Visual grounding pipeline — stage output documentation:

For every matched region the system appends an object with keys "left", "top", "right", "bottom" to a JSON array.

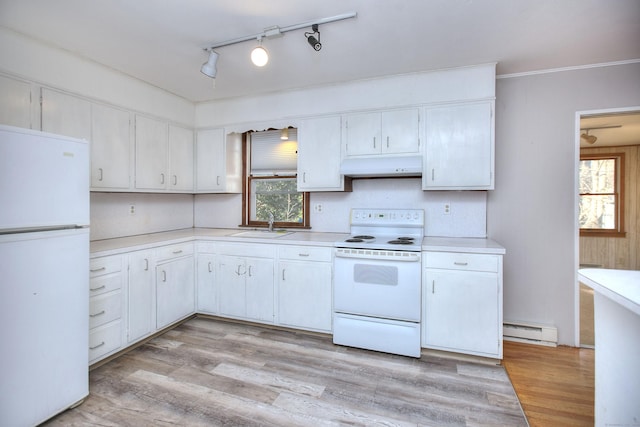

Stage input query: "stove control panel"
[{"left": 350, "top": 209, "right": 424, "bottom": 226}]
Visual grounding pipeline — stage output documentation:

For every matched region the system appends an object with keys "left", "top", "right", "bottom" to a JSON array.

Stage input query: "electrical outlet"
[
  {"left": 129, "top": 204, "right": 135, "bottom": 215},
  {"left": 313, "top": 203, "right": 323, "bottom": 213},
  {"left": 443, "top": 203, "right": 451, "bottom": 215}
]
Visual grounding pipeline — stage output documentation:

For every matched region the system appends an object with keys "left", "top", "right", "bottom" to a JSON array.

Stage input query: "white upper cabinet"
[
  {"left": 195, "top": 128, "right": 242, "bottom": 193},
  {"left": 423, "top": 101, "right": 494, "bottom": 190},
  {"left": 135, "top": 115, "right": 194, "bottom": 192},
  {"left": 168, "top": 125, "right": 194, "bottom": 191},
  {"left": 0, "top": 74, "right": 32, "bottom": 129},
  {"left": 41, "top": 88, "right": 91, "bottom": 141},
  {"left": 297, "top": 116, "right": 350, "bottom": 192},
  {"left": 91, "top": 103, "right": 131, "bottom": 190},
  {"left": 344, "top": 108, "right": 420, "bottom": 157}
]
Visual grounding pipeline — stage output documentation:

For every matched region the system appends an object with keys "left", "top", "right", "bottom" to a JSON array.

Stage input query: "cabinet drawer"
[
  {"left": 425, "top": 252, "right": 498, "bottom": 272},
  {"left": 279, "top": 245, "right": 332, "bottom": 262},
  {"left": 155, "top": 242, "right": 194, "bottom": 261},
  {"left": 89, "top": 271, "right": 123, "bottom": 295},
  {"left": 196, "top": 241, "right": 216, "bottom": 254},
  {"left": 89, "top": 320, "right": 122, "bottom": 362},
  {"left": 218, "top": 243, "right": 273, "bottom": 258},
  {"left": 89, "top": 291, "right": 122, "bottom": 329},
  {"left": 90, "top": 255, "right": 122, "bottom": 278}
]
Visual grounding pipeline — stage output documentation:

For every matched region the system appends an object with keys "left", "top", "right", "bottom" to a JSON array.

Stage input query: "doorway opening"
[{"left": 576, "top": 107, "right": 640, "bottom": 347}]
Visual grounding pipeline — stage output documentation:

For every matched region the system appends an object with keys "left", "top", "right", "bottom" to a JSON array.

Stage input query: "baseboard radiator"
[{"left": 503, "top": 321, "right": 558, "bottom": 347}]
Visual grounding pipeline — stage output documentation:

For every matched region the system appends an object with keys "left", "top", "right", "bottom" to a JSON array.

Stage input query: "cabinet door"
[
  {"left": 197, "top": 253, "right": 217, "bottom": 314},
  {"left": 381, "top": 108, "right": 420, "bottom": 154},
  {"left": 297, "top": 116, "right": 345, "bottom": 191},
  {"left": 156, "top": 256, "right": 195, "bottom": 329},
  {"left": 196, "top": 128, "right": 225, "bottom": 191},
  {"left": 423, "top": 102, "right": 493, "bottom": 189},
  {"left": 424, "top": 269, "right": 499, "bottom": 356},
  {"left": 344, "top": 112, "right": 381, "bottom": 156},
  {"left": 246, "top": 257, "right": 274, "bottom": 323},
  {"left": 168, "top": 125, "right": 194, "bottom": 191},
  {"left": 218, "top": 255, "right": 246, "bottom": 318},
  {"left": 128, "top": 251, "right": 155, "bottom": 343},
  {"left": 91, "top": 103, "right": 131, "bottom": 189},
  {"left": 41, "top": 88, "right": 91, "bottom": 140},
  {"left": 135, "top": 115, "right": 168, "bottom": 190},
  {"left": 278, "top": 261, "right": 332, "bottom": 331},
  {"left": 0, "top": 74, "right": 32, "bottom": 128}
]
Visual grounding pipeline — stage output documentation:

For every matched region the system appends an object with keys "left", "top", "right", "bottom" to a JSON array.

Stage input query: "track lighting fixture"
[
  {"left": 579, "top": 124, "right": 622, "bottom": 145},
  {"left": 250, "top": 37, "right": 269, "bottom": 67},
  {"left": 580, "top": 130, "right": 597, "bottom": 145},
  {"left": 200, "top": 12, "right": 356, "bottom": 79},
  {"left": 280, "top": 128, "right": 289, "bottom": 140},
  {"left": 305, "top": 24, "right": 322, "bottom": 51},
  {"left": 200, "top": 50, "right": 219, "bottom": 78}
]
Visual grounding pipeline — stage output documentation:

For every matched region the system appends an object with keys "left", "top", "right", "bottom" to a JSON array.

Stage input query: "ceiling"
[
  {"left": 0, "top": 0, "right": 639, "bottom": 104},
  {"left": 580, "top": 112, "right": 640, "bottom": 148}
]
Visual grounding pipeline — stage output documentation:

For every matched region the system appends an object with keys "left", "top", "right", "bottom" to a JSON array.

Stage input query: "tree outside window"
[{"left": 579, "top": 153, "right": 625, "bottom": 237}]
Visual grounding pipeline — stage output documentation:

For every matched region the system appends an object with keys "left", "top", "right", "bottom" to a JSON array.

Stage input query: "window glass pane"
[
  {"left": 250, "top": 178, "right": 303, "bottom": 223},
  {"left": 579, "top": 159, "right": 615, "bottom": 194},
  {"left": 579, "top": 194, "right": 616, "bottom": 229}
]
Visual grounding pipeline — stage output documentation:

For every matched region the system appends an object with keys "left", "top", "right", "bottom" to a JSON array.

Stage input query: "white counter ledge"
[
  {"left": 421, "top": 237, "right": 505, "bottom": 254},
  {"left": 578, "top": 268, "right": 640, "bottom": 426},
  {"left": 90, "top": 228, "right": 350, "bottom": 256},
  {"left": 578, "top": 268, "right": 640, "bottom": 316}
]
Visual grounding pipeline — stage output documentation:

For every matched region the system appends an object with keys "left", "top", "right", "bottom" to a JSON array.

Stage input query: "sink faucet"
[{"left": 268, "top": 212, "right": 274, "bottom": 232}]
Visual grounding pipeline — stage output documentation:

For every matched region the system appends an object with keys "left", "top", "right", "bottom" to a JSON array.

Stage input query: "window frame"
[
  {"left": 579, "top": 152, "right": 625, "bottom": 238},
  {"left": 240, "top": 131, "right": 310, "bottom": 229}
]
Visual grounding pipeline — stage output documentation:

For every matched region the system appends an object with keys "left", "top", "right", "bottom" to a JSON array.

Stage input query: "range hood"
[{"left": 339, "top": 155, "right": 422, "bottom": 177}]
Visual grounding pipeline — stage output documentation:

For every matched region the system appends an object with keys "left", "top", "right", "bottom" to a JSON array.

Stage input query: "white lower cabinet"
[
  {"left": 422, "top": 251, "right": 503, "bottom": 359},
  {"left": 196, "top": 242, "right": 217, "bottom": 314},
  {"left": 277, "top": 246, "right": 332, "bottom": 332},
  {"left": 127, "top": 249, "right": 155, "bottom": 343},
  {"left": 89, "top": 255, "right": 125, "bottom": 363},
  {"left": 155, "top": 243, "right": 195, "bottom": 329},
  {"left": 218, "top": 246, "right": 274, "bottom": 323}
]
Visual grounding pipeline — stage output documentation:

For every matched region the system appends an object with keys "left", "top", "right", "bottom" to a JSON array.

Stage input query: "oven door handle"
[{"left": 334, "top": 249, "right": 420, "bottom": 262}]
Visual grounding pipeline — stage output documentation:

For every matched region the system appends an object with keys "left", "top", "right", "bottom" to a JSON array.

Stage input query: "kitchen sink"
[{"left": 229, "top": 230, "right": 293, "bottom": 239}]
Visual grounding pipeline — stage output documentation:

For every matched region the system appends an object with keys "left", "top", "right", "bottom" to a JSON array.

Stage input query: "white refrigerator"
[{"left": 0, "top": 125, "right": 90, "bottom": 426}]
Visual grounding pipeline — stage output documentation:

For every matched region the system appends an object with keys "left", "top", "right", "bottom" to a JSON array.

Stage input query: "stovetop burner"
[
  {"left": 387, "top": 239, "right": 415, "bottom": 245},
  {"left": 353, "top": 235, "right": 375, "bottom": 240}
]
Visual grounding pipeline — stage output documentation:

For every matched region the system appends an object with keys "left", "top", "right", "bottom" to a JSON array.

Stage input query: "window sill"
[{"left": 580, "top": 230, "right": 627, "bottom": 238}]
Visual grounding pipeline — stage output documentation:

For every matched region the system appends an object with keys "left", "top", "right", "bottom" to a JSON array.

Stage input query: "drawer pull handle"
[
  {"left": 208, "top": 262, "right": 213, "bottom": 273},
  {"left": 90, "top": 267, "right": 106, "bottom": 272},
  {"left": 454, "top": 262, "right": 468, "bottom": 266},
  {"left": 90, "top": 310, "right": 106, "bottom": 318},
  {"left": 172, "top": 250, "right": 183, "bottom": 254},
  {"left": 90, "top": 341, "right": 105, "bottom": 350},
  {"left": 298, "top": 253, "right": 310, "bottom": 257},
  {"left": 144, "top": 258, "right": 149, "bottom": 271},
  {"left": 90, "top": 285, "right": 106, "bottom": 292},
  {"left": 432, "top": 279, "right": 435, "bottom": 294},
  {"left": 173, "top": 175, "right": 178, "bottom": 185},
  {"left": 98, "top": 168, "right": 103, "bottom": 182},
  {"left": 282, "top": 269, "right": 286, "bottom": 281}
]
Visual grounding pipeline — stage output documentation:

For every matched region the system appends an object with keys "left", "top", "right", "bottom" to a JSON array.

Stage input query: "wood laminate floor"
[
  {"left": 503, "top": 341, "right": 594, "bottom": 426},
  {"left": 45, "top": 317, "right": 526, "bottom": 426}
]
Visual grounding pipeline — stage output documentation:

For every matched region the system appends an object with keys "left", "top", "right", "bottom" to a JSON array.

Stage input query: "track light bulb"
[{"left": 251, "top": 38, "right": 269, "bottom": 67}]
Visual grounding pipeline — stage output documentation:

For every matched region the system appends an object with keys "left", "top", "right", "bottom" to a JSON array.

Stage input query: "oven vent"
[{"left": 503, "top": 321, "right": 558, "bottom": 347}]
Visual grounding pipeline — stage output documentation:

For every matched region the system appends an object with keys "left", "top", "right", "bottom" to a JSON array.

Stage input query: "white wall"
[
  {"left": 90, "top": 193, "right": 194, "bottom": 241},
  {"left": 195, "top": 179, "right": 488, "bottom": 237},
  {"left": 491, "top": 61, "right": 640, "bottom": 345}
]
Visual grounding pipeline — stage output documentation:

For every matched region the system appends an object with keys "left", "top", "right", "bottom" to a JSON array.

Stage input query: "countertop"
[
  {"left": 578, "top": 268, "right": 640, "bottom": 316},
  {"left": 91, "top": 228, "right": 505, "bottom": 257},
  {"left": 422, "top": 237, "right": 506, "bottom": 254}
]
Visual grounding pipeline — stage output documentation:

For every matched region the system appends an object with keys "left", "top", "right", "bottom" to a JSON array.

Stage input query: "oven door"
[{"left": 333, "top": 249, "right": 421, "bottom": 322}]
